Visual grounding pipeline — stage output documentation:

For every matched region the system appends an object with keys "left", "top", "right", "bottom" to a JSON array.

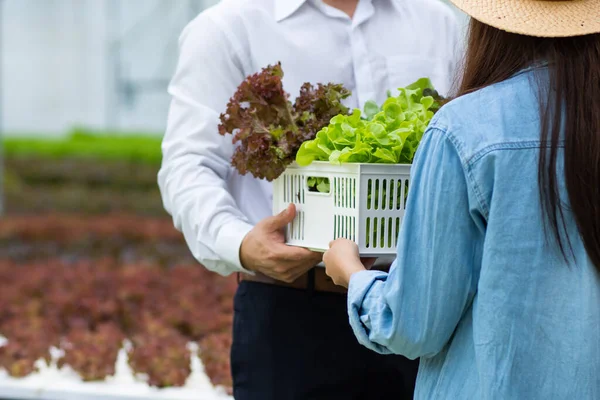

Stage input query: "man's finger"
[
  {"left": 289, "top": 247, "right": 323, "bottom": 262},
  {"left": 271, "top": 243, "right": 320, "bottom": 262},
  {"left": 264, "top": 204, "right": 296, "bottom": 231}
]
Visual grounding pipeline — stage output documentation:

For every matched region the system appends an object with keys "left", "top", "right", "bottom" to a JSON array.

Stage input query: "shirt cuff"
[
  {"left": 347, "top": 269, "right": 390, "bottom": 354},
  {"left": 348, "top": 269, "right": 388, "bottom": 305},
  {"left": 213, "top": 219, "right": 255, "bottom": 274}
]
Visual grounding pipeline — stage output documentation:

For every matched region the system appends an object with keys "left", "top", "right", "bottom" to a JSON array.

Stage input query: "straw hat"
[{"left": 449, "top": 0, "right": 600, "bottom": 37}]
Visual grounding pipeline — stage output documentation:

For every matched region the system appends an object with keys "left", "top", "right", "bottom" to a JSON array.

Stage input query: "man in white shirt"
[{"left": 159, "top": 0, "right": 463, "bottom": 398}]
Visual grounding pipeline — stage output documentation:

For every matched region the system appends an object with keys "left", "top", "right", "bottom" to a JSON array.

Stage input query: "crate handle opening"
[{"left": 306, "top": 176, "right": 331, "bottom": 195}]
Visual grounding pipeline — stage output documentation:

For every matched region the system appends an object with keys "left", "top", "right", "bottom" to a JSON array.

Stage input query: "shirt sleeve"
[
  {"left": 347, "top": 125, "right": 485, "bottom": 360},
  {"left": 157, "top": 13, "right": 254, "bottom": 276}
]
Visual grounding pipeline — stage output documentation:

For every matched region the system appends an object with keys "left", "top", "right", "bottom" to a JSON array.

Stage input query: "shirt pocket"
[{"left": 385, "top": 55, "right": 452, "bottom": 96}]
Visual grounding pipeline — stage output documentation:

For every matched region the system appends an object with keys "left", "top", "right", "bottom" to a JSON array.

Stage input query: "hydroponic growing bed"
[
  {"left": 0, "top": 215, "right": 236, "bottom": 400},
  {"left": 0, "top": 341, "right": 231, "bottom": 400}
]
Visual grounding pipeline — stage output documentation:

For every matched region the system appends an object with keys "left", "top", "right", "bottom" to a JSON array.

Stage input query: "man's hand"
[{"left": 240, "top": 204, "right": 323, "bottom": 282}]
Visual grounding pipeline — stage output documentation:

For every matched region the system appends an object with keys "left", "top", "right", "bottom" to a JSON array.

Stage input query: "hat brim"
[{"left": 449, "top": 0, "right": 600, "bottom": 37}]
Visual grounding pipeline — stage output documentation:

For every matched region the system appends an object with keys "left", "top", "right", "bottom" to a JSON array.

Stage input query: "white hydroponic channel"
[{"left": 0, "top": 335, "right": 233, "bottom": 400}]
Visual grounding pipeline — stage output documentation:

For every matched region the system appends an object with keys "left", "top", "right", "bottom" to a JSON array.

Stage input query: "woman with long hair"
[{"left": 323, "top": 1, "right": 600, "bottom": 398}]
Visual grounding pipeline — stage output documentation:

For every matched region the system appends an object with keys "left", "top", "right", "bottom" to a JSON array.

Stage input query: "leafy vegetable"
[
  {"left": 218, "top": 63, "right": 351, "bottom": 181},
  {"left": 296, "top": 78, "right": 438, "bottom": 167},
  {"left": 307, "top": 176, "right": 330, "bottom": 193},
  {"left": 295, "top": 78, "right": 446, "bottom": 249},
  {"left": 423, "top": 87, "right": 450, "bottom": 113}
]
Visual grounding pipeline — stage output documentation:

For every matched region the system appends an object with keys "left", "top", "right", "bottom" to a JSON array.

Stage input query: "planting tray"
[
  {"left": 0, "top": 338, "right": 232, "bottom": 400},
  {"left": 273, "top": 162, "right": 411, "bottom": 256}
]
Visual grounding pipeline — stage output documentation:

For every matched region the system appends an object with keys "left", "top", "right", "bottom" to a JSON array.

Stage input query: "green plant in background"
[
  {"left": 2, "top": 128, "right": 165, "bottom": 215},
  {"left": 3, "top": 128, "right": 163, "bottom": 165}
]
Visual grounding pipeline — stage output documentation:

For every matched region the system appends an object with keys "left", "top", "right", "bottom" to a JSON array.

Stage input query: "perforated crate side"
[
  {"left": 356, "top": 164, "right": 411, "bottom": 256},
  {"left": 272, "top": 162, "right": 411, "bottom": 256}
]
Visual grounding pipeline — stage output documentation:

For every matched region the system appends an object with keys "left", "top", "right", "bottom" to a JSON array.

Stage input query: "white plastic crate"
[{"left": 272, "top": 161, "right": 411, "bottom": 256}]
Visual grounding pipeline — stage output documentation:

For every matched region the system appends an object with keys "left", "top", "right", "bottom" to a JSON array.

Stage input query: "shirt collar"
[{"left": 274, "top": 0, "right": 309, "bottom": 22}]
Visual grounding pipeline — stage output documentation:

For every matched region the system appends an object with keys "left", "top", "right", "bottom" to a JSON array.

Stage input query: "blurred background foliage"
[{"left": 3, "top": 129, "right": 164, "bottom": 215}]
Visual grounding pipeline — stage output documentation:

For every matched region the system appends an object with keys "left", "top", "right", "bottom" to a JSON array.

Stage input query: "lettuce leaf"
[
  {"left": 296, "top": 78, "right": 439, "bottom": 167},
  {"left": 218, "top": 63, "right": 351, "bottom": 181}
]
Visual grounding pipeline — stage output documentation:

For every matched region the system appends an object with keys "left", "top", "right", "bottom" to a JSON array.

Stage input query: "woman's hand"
[{"left": 323, "top": 239, "right": 366, "bottom": 288}]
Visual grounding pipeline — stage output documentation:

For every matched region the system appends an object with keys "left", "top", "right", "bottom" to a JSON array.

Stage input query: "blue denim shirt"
[{"left": 347, "top": 68, "right": 600, "bottom": 399}]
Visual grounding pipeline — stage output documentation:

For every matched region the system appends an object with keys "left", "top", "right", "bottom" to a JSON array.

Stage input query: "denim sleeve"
[{"left": 348, "top": 127, "right": 484, "bottom": 360}]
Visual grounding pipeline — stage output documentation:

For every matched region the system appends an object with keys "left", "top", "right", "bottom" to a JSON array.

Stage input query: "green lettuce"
[
  {"left": 297, "top": 78, "right": 445, "bottom": 249},
  {"left": 296, "top": 78, "right": 437, "bottom": 167}
]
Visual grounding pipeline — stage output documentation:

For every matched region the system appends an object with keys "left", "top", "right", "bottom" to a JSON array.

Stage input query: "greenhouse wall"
[
  {"left": 0, "top": 0, "right": 465, "bottom": 137},
  {"left": 1, "top": 0, "right": 218, "bottom": 137}
]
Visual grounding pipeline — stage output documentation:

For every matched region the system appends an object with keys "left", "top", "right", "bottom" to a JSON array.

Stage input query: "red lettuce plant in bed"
[
  {"left": 199, "top": 331, "right": 233, "bottom": 392},
  {"left": 58, "top": 323, "right": 125, "bottom": 381},
  {"left": 0, "top": 256, "right": 237, "bottom": 390},
  {"left": 0, "top": 318, "right": 59, "bottom": 377},
  {"left": 128, "top": 317, "right": 191, "bottom": 388},
  {"left": 0, "top": 216, "right": 238, "bottom": 390}
]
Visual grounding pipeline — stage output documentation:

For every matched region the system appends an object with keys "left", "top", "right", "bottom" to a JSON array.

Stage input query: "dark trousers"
[{"left": 231, "top": 281, "right": 419, "bottom": 400}]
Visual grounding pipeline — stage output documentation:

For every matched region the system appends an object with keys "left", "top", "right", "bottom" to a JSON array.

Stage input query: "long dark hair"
[{"left": 457, "top": 19, "right": 600, "bottom": 272}]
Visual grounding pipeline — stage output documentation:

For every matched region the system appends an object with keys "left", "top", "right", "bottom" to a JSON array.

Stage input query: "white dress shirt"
[{"left": 158, "top": 0, "right": 464, "bottom": 276}]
